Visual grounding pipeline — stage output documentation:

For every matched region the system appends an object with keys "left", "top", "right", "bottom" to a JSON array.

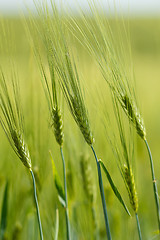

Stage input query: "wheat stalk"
[
  {"left": 29, "top": 2, "right": 71, "bottom": 239},
  {"left": 0, "top": 68, "right": 43, "bottom": 240},
  {"left": 35, "top": 2, "right": 111, "bottom": 238},
  {"left": 69, "top": 0, "right": 160, "bottom": 230},
  {"left": 102, "top": 92, "right": 142, "bottom": 239},
  {"left": 69, "top": 2, "right": 146, "bottom": 141}
]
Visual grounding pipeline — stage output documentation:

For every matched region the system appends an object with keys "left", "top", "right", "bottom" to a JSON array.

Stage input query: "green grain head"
[
  {"left": 52, "top": 107, "right": 63, "bottom": 146},
  {"left": 70, "top": 1, "right": 146, "bottom": 141},
  {"left": 121, "top": 94, "right": 146, "bottom": 140},
  {"left": 71, "top": 96, "right": 93, "bottom": 145},
  {"left": 11, "top": 128, "right": 31, "bottom": 169},
  {"left": 123, "top": 164, "right": 138, "bottom": 213},
  {"left": 30, "top": 5, "right": 64, "bottom": 148},
  {"left": 0, "top": 68, "right": 32, "bottom": 170},
  {"left": 34, "top": 1, "right": 93, "bottom": 146},
  {"left": 80, "top": 155, "right": 95, "bottom": 203}
]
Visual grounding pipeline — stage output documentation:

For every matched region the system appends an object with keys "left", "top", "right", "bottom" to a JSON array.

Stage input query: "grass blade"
[
  {"left": 0, "top": 181, "right": 9, "bottom": 239},
  {"left": 91, "top": 146, "right": 112, "bottom": 240},
  {"left": 99, "top": 160, "right": 131, "bottom": 216},
  {"left": 50, "top": 152, "right": 65, "bottom": 207}
]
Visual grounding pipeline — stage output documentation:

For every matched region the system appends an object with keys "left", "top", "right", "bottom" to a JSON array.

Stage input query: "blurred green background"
[{"left": 0, "top": 14, "right": 160, "bottom": 240}]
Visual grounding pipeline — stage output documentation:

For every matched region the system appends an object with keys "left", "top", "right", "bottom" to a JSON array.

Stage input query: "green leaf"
[
  {"left": 0, "top": 181, "right": 9, "bottom": 239},
  {"left": 99, "top": 160, "right": 131, "bottom": 216},
  {"left": 50, "top": 152, "right": 65, "bottom": 207}
]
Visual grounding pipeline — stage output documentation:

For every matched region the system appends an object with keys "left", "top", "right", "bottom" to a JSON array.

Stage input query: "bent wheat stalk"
[
  {"left": 30, "top": 3, "right": 71, "bottom": 238},
  {"left": 69, "top": 1, "right": 160, "bottom": 230},
  {"left": 0, "top": 69, "right": 43, "bottom": 240},
  {"left": 39, "top": 2, "right": 112, "bottom": 238},
  {"left": 103, "top": 94, "right": 142, "bottom": 239}
]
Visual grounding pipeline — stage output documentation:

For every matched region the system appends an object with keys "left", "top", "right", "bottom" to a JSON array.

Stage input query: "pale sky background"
[{"left": 0, "top": 0, "right": 160, "bottom": 16}]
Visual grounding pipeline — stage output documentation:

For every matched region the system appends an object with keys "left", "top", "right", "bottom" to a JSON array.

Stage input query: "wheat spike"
[
  {"left": 121, "top": 94, "right": 146, "bottom": 140},
  {"left": 72, "top": 97, "right": 93, "bottom": 145},
  {"left": 123, "top": 165, "right": 138, "bottom": 213},
  {"left": 0, "top": 68, "right": 32, "bottom": 170},
  {"left": 80, "top": 155, "right": 95, "bottom": 203},
  {"left": 11, "top": 128, "right": 31, "bottom": 169},
  {"left": 52, "top": 107, "right": 63, "bottom": 146}
]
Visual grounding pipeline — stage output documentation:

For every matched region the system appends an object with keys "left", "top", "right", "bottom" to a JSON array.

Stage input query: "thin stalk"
[
  {"left": 145, "top": 139, "right": 160, "bottom": 230},
  {"left": 60, "top": 147, "right": 71, "bottom": 240},
  {"left": 30, "top": 170, "right": 44, "bottom": 240},
  {"left": 135, "top": 213, "right": 142, "bottom": 240},
  {"left": 91, "top": 145, "right": 112, "bottom": 240},
  {"left": 54, "top": 209, "right": 59, "bottom": 240}
]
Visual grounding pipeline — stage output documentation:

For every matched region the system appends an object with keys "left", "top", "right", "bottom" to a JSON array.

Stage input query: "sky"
[{"left": 0, "top": 0, "right": 160, "bottom": 16}]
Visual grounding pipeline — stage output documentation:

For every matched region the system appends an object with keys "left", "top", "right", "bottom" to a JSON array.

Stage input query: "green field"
[{"left": 0, "top": 15, "right": 160, "bottom": 240}]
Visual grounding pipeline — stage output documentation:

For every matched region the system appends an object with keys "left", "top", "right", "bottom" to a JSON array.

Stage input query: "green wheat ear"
[
  {"left": 0, "top": 69, "right": 31, "bottom": 170},
  {"left": 120, "top": 94, "right": 146, "bottom": 140},
  {"left": 11, "top": 128, "right": 31, "bottom": 169},
  {"left": 69, "top": 2, "right": 146, "bottom": 141},
  {"left": 52, "top": 107, "right": 64, "bottom": 146},
  {"left": 71, "top": 96, "right": 93, "bottom": 145},
  {"left": 0, "top": 68, "right": 44, "bottom": 239},
  {"left": 80, "top": 155, "right": 95, "bottom": 203},
  {"left": 30, "top": 2, "right": 71, "bottom": 238},
  {"left": 123, "top": 165, "right": 138, "bottom": 213},
  {"left": 32, "top": 0, "right": 93, "bottom": 146}
]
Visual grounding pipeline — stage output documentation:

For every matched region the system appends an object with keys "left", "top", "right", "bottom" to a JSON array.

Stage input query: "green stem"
[
  {"left": 60, "top": 147, "right": 71, "bottom": 240},
  {"left": 30, "top": 170, "right": 43, "bottom": 240},
  {"left": 91, "top": 145, "right": 112, "bottom": 240},
  {"left": 135, "top": 213, "right": 142, "bottom": 240},
  {"left": 145, "top": 139, "right": 160, "bottom": 230},
  {"left": 54, "top": 209, "right": 59, "bottom": 240}
]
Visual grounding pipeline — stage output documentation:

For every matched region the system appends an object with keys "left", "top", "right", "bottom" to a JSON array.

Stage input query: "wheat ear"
[
  {"left": 80, "top": 155, "right": 98, "bottom": 239},
  {"left": 34, "top": 2, "right": 111, "bottom": 238},
  {"left": 120, "top": 94, "right": 146, "bottom": 140},
  {"left": 0, "top": 68, "right": 43, "bottom": 240},
  {"left": 31, "top": 3, "right": 71, "bottom": 238},
  {"left": 123, "top": 165, "right": 138, "bottom": 213},
  {"left": 123, "top": 165, "right": 142, "bottom": 240}
]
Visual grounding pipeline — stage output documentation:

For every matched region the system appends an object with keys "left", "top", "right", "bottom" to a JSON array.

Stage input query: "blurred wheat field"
[{"left": 0, "top": 16, "right": 160, "bottom": 240}]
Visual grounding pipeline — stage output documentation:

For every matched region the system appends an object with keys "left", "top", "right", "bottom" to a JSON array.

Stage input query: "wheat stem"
[
  {"left": 145, "top": 139, "right": 160, "bottom": 230},
  {"left": 54, "top": 209, "right": 59, "bottom": 240},
  {"left": 135, "top": 213, "right": 142, "bottom": 240},
  {"left": 60, "top": 147, "right": 71, "bottom": 240},
  {"left": 30, "top": 170, "right": 43, "bottom": 240},
  {"left": 91, "top": 145, "right": 112, "bottom": 240}
]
